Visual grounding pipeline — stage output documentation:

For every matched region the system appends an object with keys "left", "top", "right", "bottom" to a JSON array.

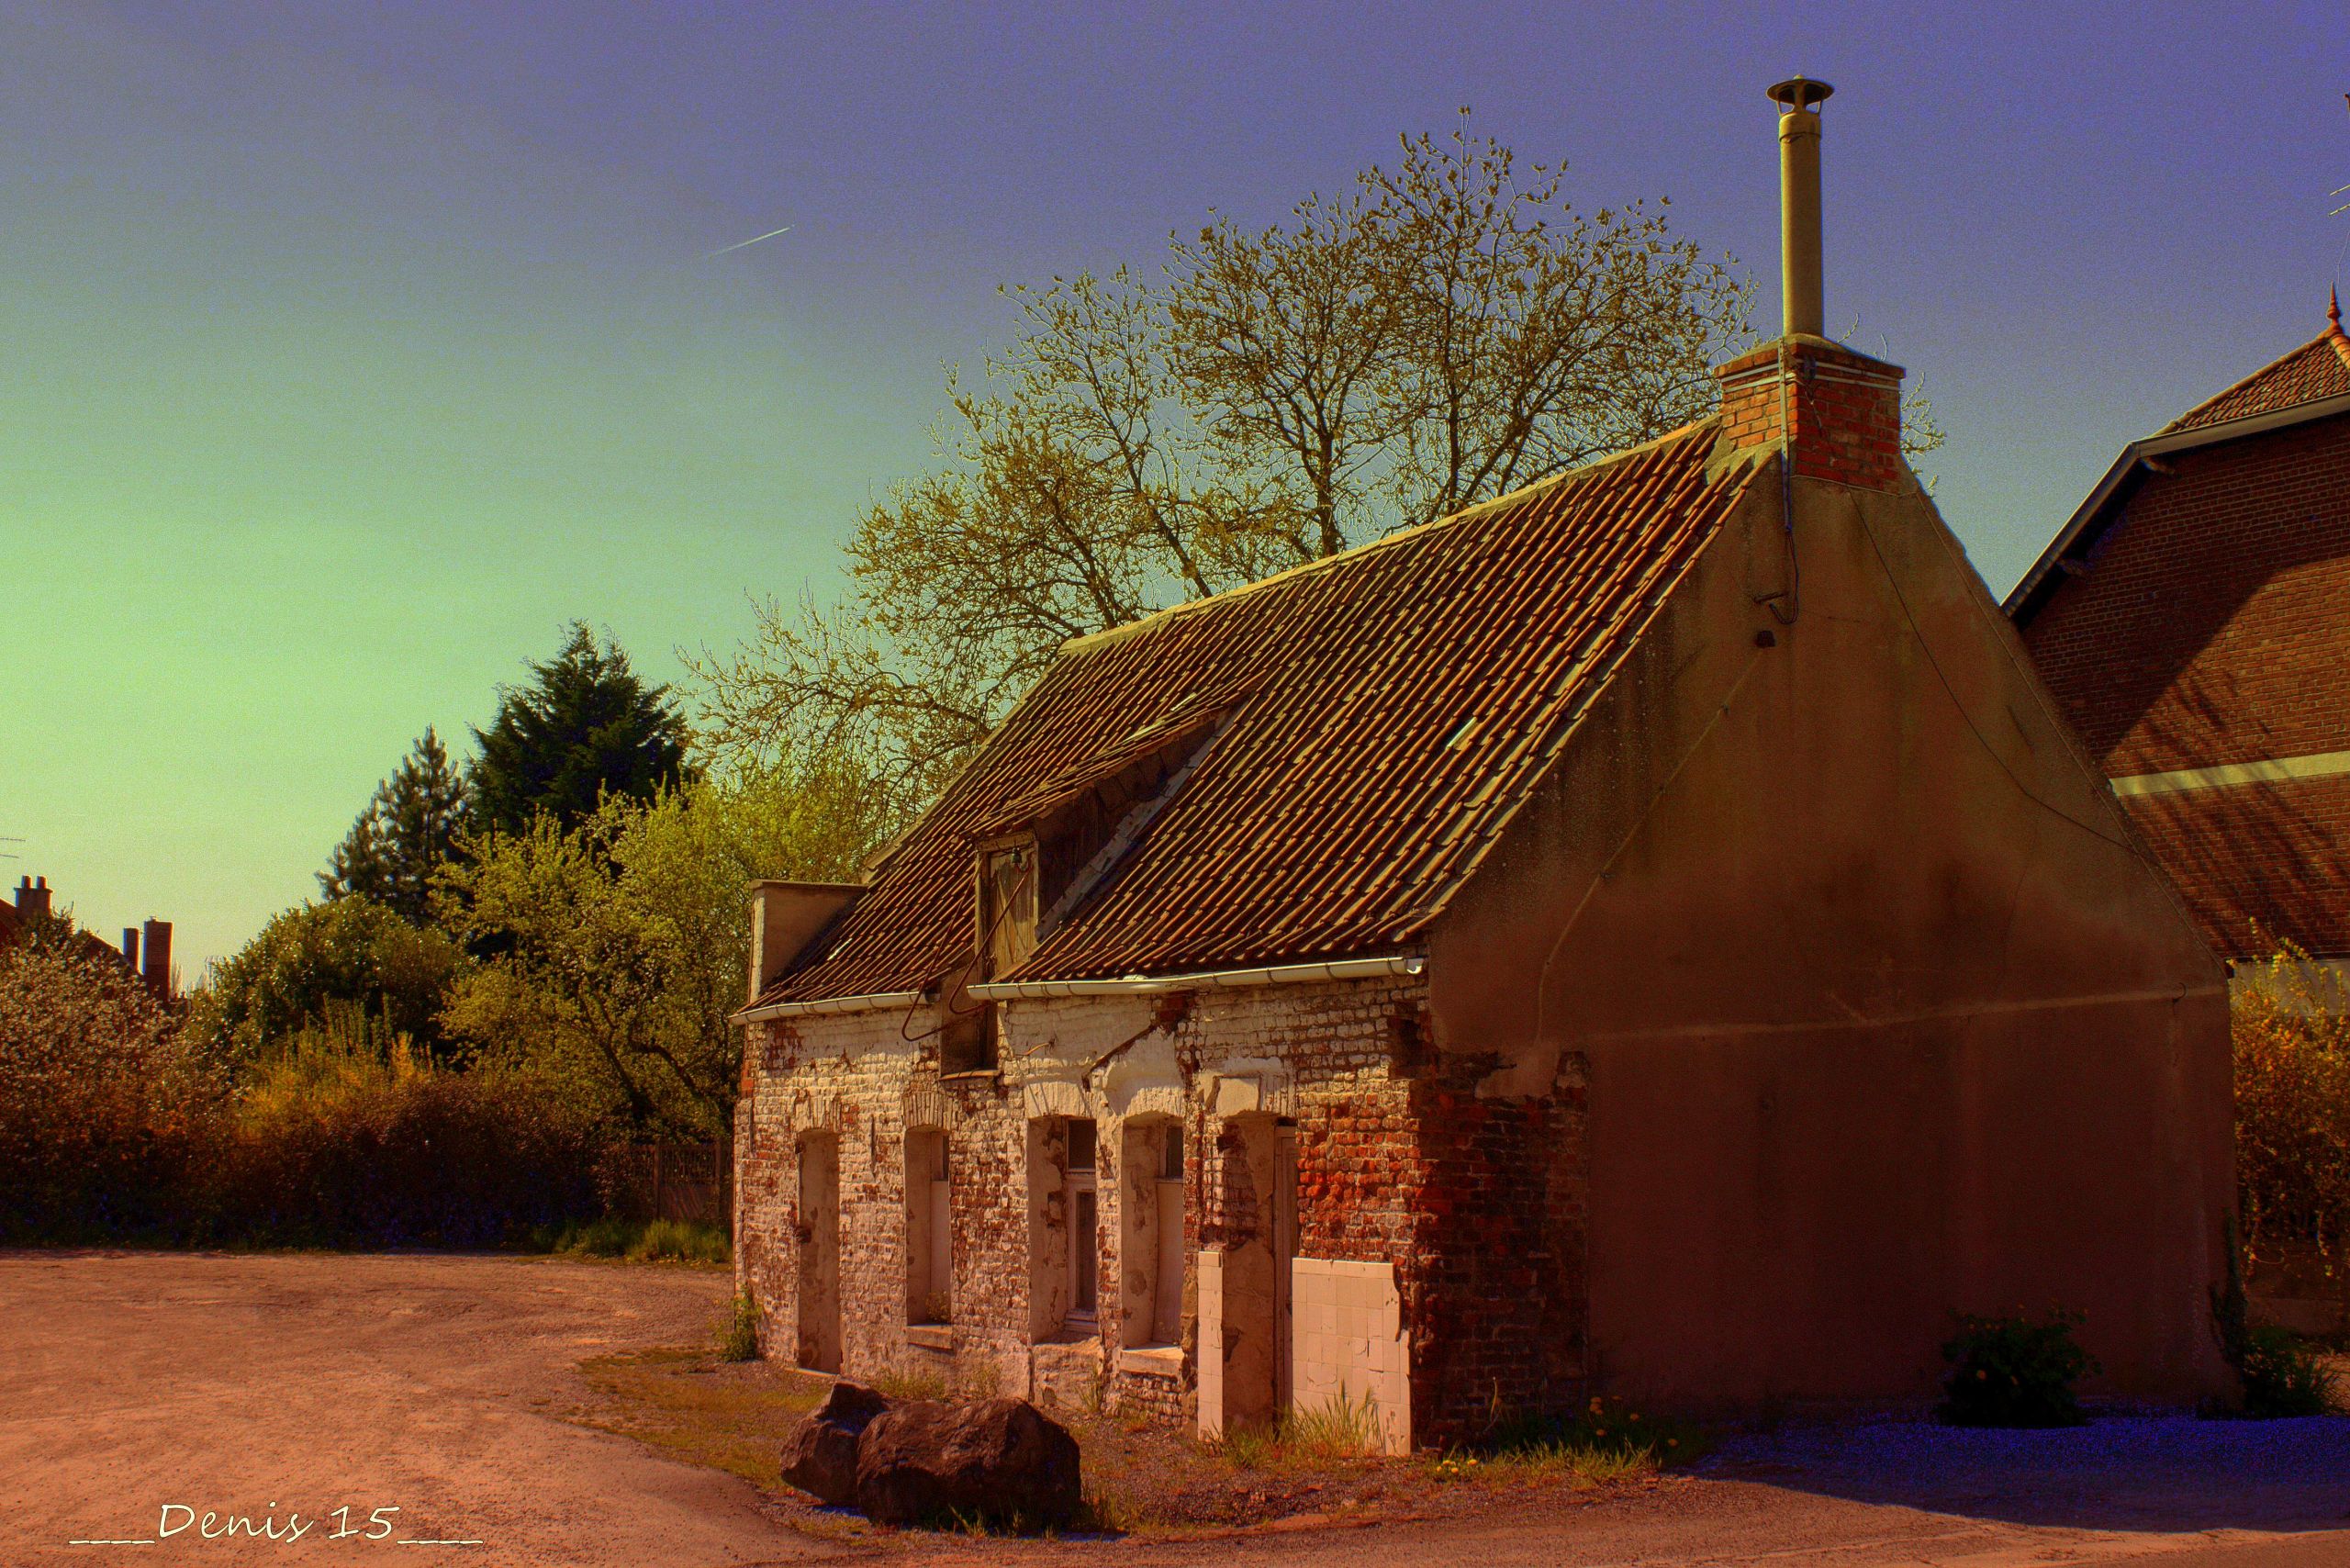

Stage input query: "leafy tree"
[
  {"left": 438, "top": 752, "right": 894, "bottom": 1137},
  {"left": 471, "top": 623, "right": 691, "bottom": 838},
  {"left": 321, "top": 727, "right": 471, "bottom": 922},
  {"left": 184, "top": 897, "right": 464, "bottom": 1070},
  {"left": 693, "top": 117, "right": 1755, "bottom": 797}
]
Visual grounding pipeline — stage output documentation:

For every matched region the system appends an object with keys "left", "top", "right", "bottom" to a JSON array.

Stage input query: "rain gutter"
[{"left": 733, "top": 989, "right": 926, "bottom": 1025}]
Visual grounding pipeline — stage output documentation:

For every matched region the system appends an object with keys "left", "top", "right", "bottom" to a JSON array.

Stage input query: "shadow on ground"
[{"left": 1699, "top": 1413, "right": 2350, "bottom": 1535}]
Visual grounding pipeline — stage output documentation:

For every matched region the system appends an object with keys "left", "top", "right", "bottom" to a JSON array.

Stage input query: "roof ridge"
[
  {"left": 2164, "top": 322, "right": 2345, "bottom": 434},
  {"left": 1058, "top": 418, "right": 1720, "bottom": 656}
]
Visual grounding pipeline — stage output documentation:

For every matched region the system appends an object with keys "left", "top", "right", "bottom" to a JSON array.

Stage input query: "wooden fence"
[{"left": 604, "top": 1138, "right": 732, "bottom": 1229}]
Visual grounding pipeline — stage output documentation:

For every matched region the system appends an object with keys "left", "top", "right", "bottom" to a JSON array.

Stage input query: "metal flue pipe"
[{"left": 1769, "top": 76, "right": 1832, "bottom": 339}]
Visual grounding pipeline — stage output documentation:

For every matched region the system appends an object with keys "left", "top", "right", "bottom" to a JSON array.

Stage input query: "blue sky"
[{"left": 4, "top": 1, "right": 2344, "bottom": 971}]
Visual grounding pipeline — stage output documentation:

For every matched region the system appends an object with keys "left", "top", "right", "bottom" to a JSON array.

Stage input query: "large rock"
[
  {"left": 854, "top": 1397, "right": 1082, "bottom": 1529},
  {"left": 778, "top": 1380, "right": 890, "bottom": 1506}
]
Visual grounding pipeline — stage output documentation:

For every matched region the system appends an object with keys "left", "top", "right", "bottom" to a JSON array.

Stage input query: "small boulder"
[
  {"left": 778, "top": 1380, "right": 890, "bottom": 1506},
  {"left": 854, "top": 1397, "right": 1082, "bottom": 1529}
]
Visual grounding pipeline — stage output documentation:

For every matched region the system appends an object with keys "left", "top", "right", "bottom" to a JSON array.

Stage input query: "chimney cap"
[{"left": 1768, "top": 76, "right": 1834, "bottom": 112}]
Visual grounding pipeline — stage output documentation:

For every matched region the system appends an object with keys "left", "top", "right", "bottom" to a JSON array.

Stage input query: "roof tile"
[
  {"left": 762, "top": 422, "right": 1762, "bottom": 1004},
  {"left": 2161, "top": 326, "right": 2350, "bottom": 434}
]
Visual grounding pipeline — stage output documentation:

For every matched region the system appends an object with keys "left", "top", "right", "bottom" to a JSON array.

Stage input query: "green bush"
[
  {"left": 1938, "top": 1310, "right": 2099, "bottom": 1427},
  {"left": 2234, "top": 1325, "right": 2340, "bottom": 1417},
  {"left": 2213, "top": 1219, "right": 2342, "bottom": 1417}
]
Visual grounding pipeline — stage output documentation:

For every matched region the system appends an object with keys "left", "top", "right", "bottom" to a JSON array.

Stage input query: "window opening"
[
  {"left": 1064, "top": 1116, "right": 1098, "bottom": 1323},
  {"left": 906, "top": 1130, "right": 952, "bottom": 1325}
]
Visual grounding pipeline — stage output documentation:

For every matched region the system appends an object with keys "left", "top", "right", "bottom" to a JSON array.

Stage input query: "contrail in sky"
[{"left": 704, "top": 225, "right": 795, "bottom": 259}]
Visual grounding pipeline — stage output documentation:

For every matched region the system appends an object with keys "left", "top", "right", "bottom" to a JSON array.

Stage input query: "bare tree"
[{"left": 695, "top": 115, "right": 1757, "bottom": 801}]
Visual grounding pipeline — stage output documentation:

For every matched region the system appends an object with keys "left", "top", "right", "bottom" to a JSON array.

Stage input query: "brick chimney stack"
[
  {"left": 141, "top": 919, "right": 173, "bottom": 1000},
  {"left": 1712, "top": 77, "right": 1907, "bottom": 493},
  {"left": 121, "top": 925, "right": 140, "bottom": 975},
  {"left": 14, "top": 876, "right": 50, "bottom": 922}
]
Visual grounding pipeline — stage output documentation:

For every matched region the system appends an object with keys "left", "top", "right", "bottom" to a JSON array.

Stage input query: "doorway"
[
  {"left": 796, "top": 1132, "right": 842, "bottom": 1372},
  {"left": 1206, "top": 1115, "right": 1296, "bottom": 1431}
]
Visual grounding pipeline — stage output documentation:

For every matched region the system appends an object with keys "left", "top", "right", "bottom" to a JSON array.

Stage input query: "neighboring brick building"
[
  {"left": 2009, "top": 296, "right": 2350, "bottom": 962},
  {"left": 734, "top": 84, "right": 2234, "bottom": 1447}
]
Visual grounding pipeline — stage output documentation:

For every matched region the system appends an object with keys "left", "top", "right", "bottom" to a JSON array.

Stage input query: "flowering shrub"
[
  {"left": 214, "top": 1033, "right": 603, "bottom": 1248},
  {"left": 0, "top": 936, "right": 224, "bottom": 1240}
]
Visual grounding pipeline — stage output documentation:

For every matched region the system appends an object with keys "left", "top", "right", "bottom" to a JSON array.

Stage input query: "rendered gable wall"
[{"left": 1427, "top": 454, "right": 2234, "bottom": 1411}]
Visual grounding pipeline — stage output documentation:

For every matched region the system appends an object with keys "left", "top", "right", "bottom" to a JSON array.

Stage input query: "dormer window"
[
  {"left": 940, "top": 838, "right": 1036, "bottom": 1076},
  {"left": 979, "top": 840, "right": 1038, "bottom": 980}
]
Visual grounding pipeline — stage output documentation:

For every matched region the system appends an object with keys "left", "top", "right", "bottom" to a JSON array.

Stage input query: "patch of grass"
[
  {"left": 532, "top": 1215, "right": 730, "bottom": 1265},
  {"left": 632, "top": 1217, "right": 731, "bottom": 1263},
  {"left": 1427, "top": 1393, "right": 1701, "bottom": 1488},
  {"left": 870, "top": 1366, "right": 950, "bottom": 1402},
  {"left": 1214, "top": 1390, "right": 1382, "bottom": 1470},
  {"left": 572, "top": 1347, "right": 828, "bottom": 1492}
]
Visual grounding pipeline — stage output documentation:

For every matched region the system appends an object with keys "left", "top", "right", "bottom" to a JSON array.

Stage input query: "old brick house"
[
  {"left": 734, "top": 83, "right": 2233, "bottom": 1448},
  {"left": 2009, "top": 296, "right": 2350, "bottom": 964}
]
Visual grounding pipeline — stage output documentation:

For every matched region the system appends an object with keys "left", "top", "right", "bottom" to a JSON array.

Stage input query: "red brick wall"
[
  {"left": 2020, "top": 412, "right": 2350, "bottom": 957},
  {"left": 1294, "top": 1070, "right": 1587, "bottom": 1437}
]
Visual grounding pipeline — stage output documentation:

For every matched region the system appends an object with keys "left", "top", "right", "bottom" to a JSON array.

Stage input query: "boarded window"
[{"left": 979, "top": 844, "right": 1037, "bottom": 979}]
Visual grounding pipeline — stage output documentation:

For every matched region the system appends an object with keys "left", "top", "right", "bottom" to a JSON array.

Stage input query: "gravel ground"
[{"left": 6, "top": 1250, "right": 2344, "bottom": 1568}]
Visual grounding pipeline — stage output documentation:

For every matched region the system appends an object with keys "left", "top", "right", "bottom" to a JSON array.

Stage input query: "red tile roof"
[
  {"left": 760, "top": 422, "right": 1763, "bottom": 1005},
  {"left": 2161, "top": 313, "right": 2350, "bottom": 435}
]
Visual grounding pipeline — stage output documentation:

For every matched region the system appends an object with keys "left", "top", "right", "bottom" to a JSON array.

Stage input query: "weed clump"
[
  {"left": 718, "top": 1292, "right": 762, "bottom": 1362},
  {"left": 1214, "top": 1389, "right": 1382, "bottom": 1469},
  {"left": 1427, "top": 1393, "right": 1695, "bottom": 1487}
]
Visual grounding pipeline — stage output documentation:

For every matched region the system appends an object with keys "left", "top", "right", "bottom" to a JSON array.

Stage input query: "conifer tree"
[
  {"left": 321, "top": 727, "right": 472, "bottom": 923},
  {"left": 468, "top": 623, "right": 690, "bottom": 838}
]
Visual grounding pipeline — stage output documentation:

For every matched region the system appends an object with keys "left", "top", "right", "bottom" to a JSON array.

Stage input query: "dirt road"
[
  {"left": 3, "top": 1251, "right": 2344, "bottom": 1568},
  {"left": 0, "top": 1249, "right": 824, "bottom": 1568}
]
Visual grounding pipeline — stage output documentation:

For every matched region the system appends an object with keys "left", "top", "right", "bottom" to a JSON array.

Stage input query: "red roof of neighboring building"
[
  {"left": 2008, "top": 297, "right": 2350, "bottom": 626},
  {"left": 760, "top": 422, "right": 1765, "bottom": 1005},
  {"left": 2160, "top": 297, "right": 2350, "bottom": 435}
]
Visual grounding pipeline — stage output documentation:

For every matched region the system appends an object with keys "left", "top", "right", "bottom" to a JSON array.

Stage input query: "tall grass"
[{"left": 1216, "top": 1389, "right": 1382, "bottom": 1468}]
